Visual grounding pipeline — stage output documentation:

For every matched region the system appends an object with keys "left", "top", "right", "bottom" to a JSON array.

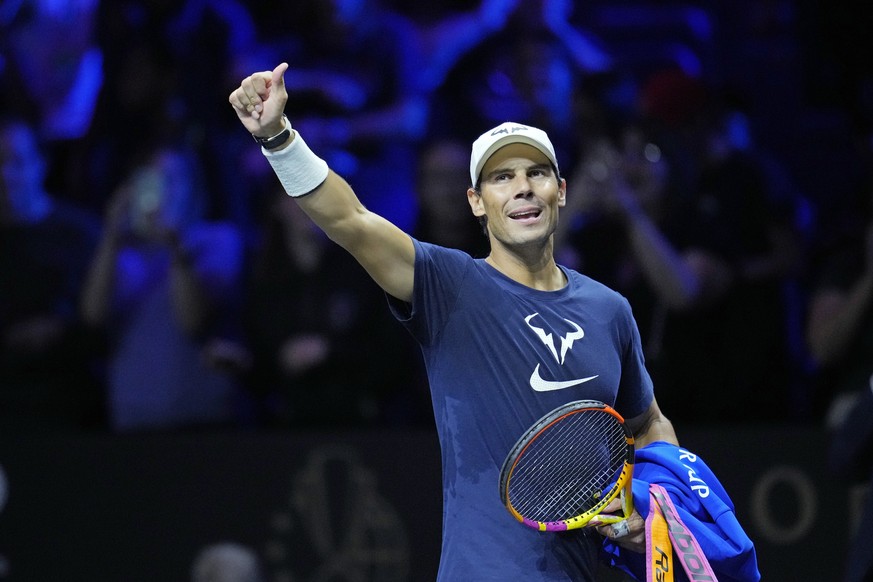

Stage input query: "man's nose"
[{"left": 512, "top": 175, "right": 533, "bottom": 197}]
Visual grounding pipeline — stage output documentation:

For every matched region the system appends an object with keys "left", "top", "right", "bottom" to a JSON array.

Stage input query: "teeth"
[{"left": 511, "top": 211, "right": 539, "bottom": 219}]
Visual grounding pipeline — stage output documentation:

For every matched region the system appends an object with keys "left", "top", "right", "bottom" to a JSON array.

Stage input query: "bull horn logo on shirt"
[{"left": 525, "top": 313, "right": 598, "bottom": 392}]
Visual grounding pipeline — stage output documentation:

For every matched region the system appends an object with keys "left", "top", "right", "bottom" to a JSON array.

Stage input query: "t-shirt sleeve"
[
  {"left": 615, "top": 295, "right": 655, "bottom": 418},
  {"left": 387, "top": 238, "right": 472, "bottom": 346}
]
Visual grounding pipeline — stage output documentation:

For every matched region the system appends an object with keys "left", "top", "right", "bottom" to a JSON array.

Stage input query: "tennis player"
[{"left": 229, "top": 62, "right": 759, "bottom": 581}]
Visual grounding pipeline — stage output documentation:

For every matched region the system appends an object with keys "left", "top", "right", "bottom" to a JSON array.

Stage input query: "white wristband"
[{"left": 262, "top": 131, "right": 329, "bottom": 197}]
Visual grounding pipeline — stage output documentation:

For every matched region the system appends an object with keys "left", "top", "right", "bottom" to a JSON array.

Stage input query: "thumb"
[{"left": 272, "top": 62, "right": 289, "bottom": 89}]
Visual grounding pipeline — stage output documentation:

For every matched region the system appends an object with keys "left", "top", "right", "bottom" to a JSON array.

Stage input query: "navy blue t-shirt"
[{"left": 389, "top": 239, "right": 654, "bottom": 581}]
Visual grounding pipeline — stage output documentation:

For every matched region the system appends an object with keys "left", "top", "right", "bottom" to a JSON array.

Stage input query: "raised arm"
[
  {"left": 229, "top": 63, "right": 415, "bottom": 302},
  {"left": 806, "top": 223, "right": 873, "bottom": 366}
]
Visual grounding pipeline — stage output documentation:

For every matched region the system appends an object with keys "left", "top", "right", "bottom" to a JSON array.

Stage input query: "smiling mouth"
[{"left": 509, "top": 209, "right": 542, "bottom": 220}]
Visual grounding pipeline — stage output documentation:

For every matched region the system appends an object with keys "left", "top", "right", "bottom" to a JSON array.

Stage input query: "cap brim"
[{"left": 473, "top": 136, "right": 558, "bottom": 186}]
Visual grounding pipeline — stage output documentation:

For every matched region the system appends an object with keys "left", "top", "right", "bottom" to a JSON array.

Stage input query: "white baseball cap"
[{"left": 469, "top": 122, "right": 559, "bottom": 186}]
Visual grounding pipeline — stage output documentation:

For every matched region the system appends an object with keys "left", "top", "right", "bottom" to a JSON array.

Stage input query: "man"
[
  {"left": 229, "top": 63, "right": 757, "bottom": 581},
  {"left": 0, "top": 117, "right": 103, "bottom": 431}
]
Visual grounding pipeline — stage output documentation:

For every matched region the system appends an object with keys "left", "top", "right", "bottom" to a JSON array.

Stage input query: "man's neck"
[{"left": 486, "top": 246, "right": 567, "bottom": 291}]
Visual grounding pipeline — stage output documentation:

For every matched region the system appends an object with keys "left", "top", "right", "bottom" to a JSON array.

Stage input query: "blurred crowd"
[{"left": 1, "top": 0, "right": 872, "bottom": 437}]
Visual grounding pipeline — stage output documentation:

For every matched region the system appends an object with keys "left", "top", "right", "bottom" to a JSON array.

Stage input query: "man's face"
[{"left": 467, "top": 143, "right": 565, "bottom": 250}]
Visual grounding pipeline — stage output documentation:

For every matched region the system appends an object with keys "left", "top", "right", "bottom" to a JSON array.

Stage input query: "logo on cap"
[
  {"left": 491, "top": 124, "right": 532, "bottom": 137},
  {"left": 470, "top": 121, "right": 559, "bottom": 186}
]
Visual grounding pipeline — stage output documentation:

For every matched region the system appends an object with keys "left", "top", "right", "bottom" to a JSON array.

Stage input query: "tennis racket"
[{"left": 498, "top": 399, "right": 635, "bottom": 532}]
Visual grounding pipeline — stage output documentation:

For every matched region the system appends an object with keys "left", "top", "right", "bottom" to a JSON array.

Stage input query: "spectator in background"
[
  {"left": 806, "top": 126, "right": 873, "bottom": 425},
  {"left": 0, "top": 0, "right": 103, "bottom": 208},
  {"left": 86, "top": 0, "right": 257, "bottom": 212},
  {"left": 557, "top": 116, "right": 694, "bottom": 358},
  {"left": 808, "top": 127, "right": 873, "bottom": 582},
  {"left": 0, "top": 117, "right": 103, "bottom": 431},
  {"left": 561, "top": 70, "right": 807, "bottom": 424},
  {"left": 413, "top": 138, "right": 490, "bottom": 258},
  {"left": 278, "top": 0, "right": 430, "bottom": 232},
  {"left": 642, "top": 71, "right": 807, "bottom": 424},
  {"left": 243, "top": 193, "right": 426, "bottom": 429},
  {"left": 80, "top": 142, "right": 250, "bottom": 432},
  {"left": 412, "top": 0, "right": 522, "bottom": 97},
  {"left": 814, "top": 223, "right": 873, "bottom": 582},
  {"left": 0, "top": 0, "right": 102, "bottom": 141},
  {"left": 161, "top": 0, "right": 264, "bottom": 233},
  {"left": 424, "top": 0, "right": 611, "bottom": 163},
  {"left": 84, "top": 1, "right": 184, "bottom": 208},
  {"left": 807, "top": 219, "right": 873, "bottom": 422}
]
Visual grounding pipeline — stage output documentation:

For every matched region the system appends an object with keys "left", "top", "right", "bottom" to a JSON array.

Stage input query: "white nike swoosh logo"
[{"left": 529, "top": 364, "right": 599, "bottom": 392}]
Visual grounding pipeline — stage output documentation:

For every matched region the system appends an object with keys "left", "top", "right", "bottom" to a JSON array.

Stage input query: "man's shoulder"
[
  {"left": 413, "top": 238, "right": 477, "bottom": 263},
  {"left": 565, "top": 267, "right": 626, "bottom": 300}
]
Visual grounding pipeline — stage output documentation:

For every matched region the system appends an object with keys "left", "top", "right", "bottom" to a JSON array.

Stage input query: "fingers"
[
  {"left": 229, "top": 72, "right": 269, "bottom": 119},
  {"left": 590, "top": 510, "right": 646, "bottom": 553},
  {"left": 603, "top": 498, "right": 623, "bottom": 513},
  {"left": 603, "top": 519, "right": 630, "bottom": 540},
  {"left": 588, "top": 500, "right": 631, "bottom": 538},
  {"left": 229, "top": 63, "right": 289, "bottom": 135},
  {"left": 592, "top": 519, "right": 643, "bottom": 554}
]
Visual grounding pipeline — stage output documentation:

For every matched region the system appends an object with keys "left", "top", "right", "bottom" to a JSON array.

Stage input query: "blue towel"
[{"left": 601, "top": 441, "right": 761, "bottom": 582}]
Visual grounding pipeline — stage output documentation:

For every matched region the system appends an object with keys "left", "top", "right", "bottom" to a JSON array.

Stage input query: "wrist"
[
  {"left": 253, "top": 115, "right": 291, "bottom": 150},
  {"left": 263, "top": 131, "right": 329, "bottom": 197}
]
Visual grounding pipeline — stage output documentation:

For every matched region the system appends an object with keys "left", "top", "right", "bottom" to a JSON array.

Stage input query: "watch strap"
[{"left": 253, "top": 115, "right": 291, "bottom": 150}]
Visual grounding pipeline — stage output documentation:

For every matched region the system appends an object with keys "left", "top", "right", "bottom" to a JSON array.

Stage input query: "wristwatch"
[{"left": 253, "top": 115, "right": 291, "bottom": 150}]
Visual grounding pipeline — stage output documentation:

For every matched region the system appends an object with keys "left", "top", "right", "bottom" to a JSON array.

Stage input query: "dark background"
[
  {"left": 2, "top": 1, "right": 872, "bottom": 580},
  {"left": 0, "top": 427, "right": 851, "bottom": 581}
]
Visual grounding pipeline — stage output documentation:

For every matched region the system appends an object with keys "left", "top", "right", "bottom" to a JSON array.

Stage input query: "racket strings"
[{"left": 508, "top": 411, "right": 627, "bottom": 522}]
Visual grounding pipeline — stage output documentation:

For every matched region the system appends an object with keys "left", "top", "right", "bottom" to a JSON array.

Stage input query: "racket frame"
[{"left": 498, "top": 400, "right": 635, "bottom": 532}]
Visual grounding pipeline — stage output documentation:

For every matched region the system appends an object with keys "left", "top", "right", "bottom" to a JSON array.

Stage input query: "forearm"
[
  {"left": 230, "top": 64, "right": 414, "bottom": 301},
  {"left": 807, "top": 272, "right": 873, "bottom": 365},
  {"left": 635, "top": 415, "right": 679, "bottom": 448},
  {"left": 627, "top": 400, "right": 679, "bottom": 448},
  {"left": 264, "top": 133, "right": 415, "bottom": 301},
  {"left": 79, "top": 235, "right": 121, "bottom": 326},
  {"left": 300, "top": 174, "right": 415, "bottom": 301},
  {"left": 169, "top": 247, "right": 212, "bottom": 335},
  {"left": 736, "top": 226, "right": 802, "bottom": 283},
  {"left": 293, "top": 169, "right": 370, "bottom": 245},
  {"left": 625, "top": 211, "right": 699, "bottom": 309}
]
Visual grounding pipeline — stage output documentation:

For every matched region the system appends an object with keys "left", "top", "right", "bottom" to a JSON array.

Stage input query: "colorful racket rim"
[{"left": 499, "top": 400, "right": 635, "bottom": 532}]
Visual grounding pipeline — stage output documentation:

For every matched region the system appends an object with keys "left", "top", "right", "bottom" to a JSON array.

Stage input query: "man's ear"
[
  {"left": 467, "top": 187, "right": 484, "bottom": 217},
  {"left": 558, "top": 178, "right": 567, "bottom": 207}
]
